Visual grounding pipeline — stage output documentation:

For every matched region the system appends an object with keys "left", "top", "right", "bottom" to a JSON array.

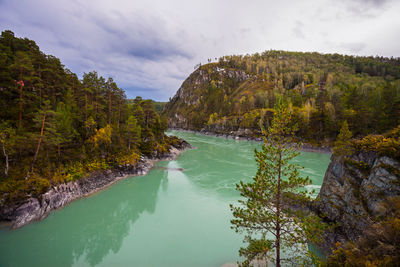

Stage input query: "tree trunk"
[
  {"left": 276, "top": 146, "right": 282, "bottom": 267},
  {"left": 39, "top": 65, "right": 42, "bottom": 106},
  {"left": 28, "top": 110, "right": 46, "bottom": 176},
  {"left": 85, "top": 93, "right": 88, "bottom": 121},
  {"left": 108, "top": 91, "right": 112, "bottom": 125},
  {"left": 2, "top": 142, "right": 9, "bottom": 176},
  {"left": 52, "top": 87, "right": 56, "bottom": 109},
  {"left": 18, "top": 83, "right": 23, "bottom": 128},
  {"left": 117, "top": 101, "right": 121, "bottom": 129},
  {"left": 94, "top": 99, "right": 98, "bottom": 121}
]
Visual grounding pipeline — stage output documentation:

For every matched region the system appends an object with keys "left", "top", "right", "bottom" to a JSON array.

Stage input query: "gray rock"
[
  {"left": 0, "top": 142, "right": 191, "bottom": 229},
  {"left": 316, "top": 151, "right": 400, "bottom": 254}
]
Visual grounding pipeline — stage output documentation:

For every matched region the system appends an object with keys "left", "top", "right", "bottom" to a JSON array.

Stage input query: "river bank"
[
  {"left": 0, "top": 130, "right": 331, "bottom": 266},
  {"left": 0, "top": 140, "right": 192, "bottom": 229},
  {"left": 169, "top": 128, "right": 332, "bottom": 154}
]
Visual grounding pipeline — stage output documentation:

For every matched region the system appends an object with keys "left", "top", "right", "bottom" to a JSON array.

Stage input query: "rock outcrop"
[
  {"left": 0, "top": 140, "right": 191, "bottom": 229},
  {"left": 165, "top": 64, "right": 253, "bottom": 130},
  {"left": 316, "top": 151, "right": 400, "bottom": 252}
]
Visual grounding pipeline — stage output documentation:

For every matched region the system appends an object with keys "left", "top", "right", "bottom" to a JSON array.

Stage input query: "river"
[{"left": 0, "top": 130, "right": 331, "bottom": 267}]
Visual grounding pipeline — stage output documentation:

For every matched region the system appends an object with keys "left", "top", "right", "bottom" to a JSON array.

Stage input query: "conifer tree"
[
  {"left": 126, "top": 115, "right": 141, "bottom": 150},
  {"left": 333, "top": 120, "right": 354, "bottom": 176},
  {"left": 29, "top": 101, "right": 51, "bottom": 176},
  {"left": 0, "top": 31, "right": 177, "bottom": 203},
  {"left": 230, "top": 99, "right": 326, "bottom": 266},
  {"left": 0, "top": 123, "right": 16, "bottom": 176}
]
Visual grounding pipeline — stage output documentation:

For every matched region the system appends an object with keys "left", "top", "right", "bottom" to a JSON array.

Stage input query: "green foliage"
[
  {"left": 0, "top": 30, "right": 175, "bottom": 204},
  {"left": 165, "top": 50, "right": 400, "bottom": 144},
  {"left": 151, "top": 101, "right": 167, "bottom": 114},
  {"left": 126, "top": 115, "right": 141, "bottom": 150},
  {"left": 353, "top": 126, "right": 400, "bottom": 159},
  {"left": 207, "top": 112, "right": 219, "bottom": 125},
  {"left": 333, "top": 121, "right": 355, "bottom": 177},
  {"left": 333, "top": 121, "right": 353, "bottom": 157},
  {"left": 230, "top": 99, "right": 328, "bottom": 266},
  {"left": 90, "top": 125, "right": 112, "bottom": 149},
  {"left": 328, "top": 197, "right": 400, "bottom": 266},
  {"left": 0, "top": 122, "right": 16, "bottom": 177},
  {"left": 345, "top": 159, "right": 371, "bottom": 175}
]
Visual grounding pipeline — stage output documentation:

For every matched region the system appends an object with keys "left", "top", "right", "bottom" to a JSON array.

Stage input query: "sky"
[{"left": 1, "top": 0, "right": 399, "bottom": 101}]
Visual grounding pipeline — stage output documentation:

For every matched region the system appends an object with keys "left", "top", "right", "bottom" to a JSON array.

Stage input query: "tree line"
[
  {"left": 165, "top": 50, "right": 400, "bottom": 145},
  {"left": 0, "top": 30, "right": 171, "bottom": 203},
  {"left": 231, "top": 102, "right": 400, "bottom": 266}
]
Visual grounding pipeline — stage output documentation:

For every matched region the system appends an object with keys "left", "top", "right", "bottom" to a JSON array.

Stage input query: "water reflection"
[
  {"left": 0, "top": 169, "right": 167, "bottom": 267},
  {"left": 0, "top": 131, "right": 330, "bottom": 267}
]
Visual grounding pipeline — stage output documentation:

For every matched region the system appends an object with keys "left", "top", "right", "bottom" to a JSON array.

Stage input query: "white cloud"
[{"left": 0, "top": 0, "right": 399, "bottom": 100}]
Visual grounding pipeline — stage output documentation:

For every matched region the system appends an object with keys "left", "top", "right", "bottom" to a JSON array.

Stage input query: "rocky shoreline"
[
  {"left": 169, "top": 127, "right": 332, "bottom": 154},
  {"left": 0, "top": 141, "right": 191, "bottom": 229}
]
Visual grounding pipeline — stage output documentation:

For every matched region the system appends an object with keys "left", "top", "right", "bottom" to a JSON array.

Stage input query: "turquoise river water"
[{"left": 0, "top": 130, "right": 331, "bottom": 267}]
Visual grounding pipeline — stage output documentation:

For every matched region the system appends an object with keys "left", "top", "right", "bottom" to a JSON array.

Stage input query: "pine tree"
[
  {"left": 333, "top": 120, "right": 354, "bottom": 177},
  {"left": 29, "top": 101, "right": 51, "bottom": 176},
  {"left": 0, "top": 123, "right": 16, "bottom": 176},
  {"left": 230, "top": 99, "right": 326, "bottom": 266},
  {"left": 11, "top": 51, "right": 34, "bottom": 128},
  {"left": 126, "top": 115, "right": 141, "bottom": 150},
  {"left": 0, "top": 31, "right": 176, "bottom": 203}
]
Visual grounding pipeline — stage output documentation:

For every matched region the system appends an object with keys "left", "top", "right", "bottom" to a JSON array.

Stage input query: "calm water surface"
[{"left": 0, "top": 131, "right": 331, "bottom": 267}]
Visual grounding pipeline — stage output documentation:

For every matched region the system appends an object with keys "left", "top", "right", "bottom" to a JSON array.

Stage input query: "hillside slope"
[
  {"left": 0, "top": 30, "right": 179, "bottom": 208},
  {"left": 165, "top": 51, "right": 400, "bottom": 144}
]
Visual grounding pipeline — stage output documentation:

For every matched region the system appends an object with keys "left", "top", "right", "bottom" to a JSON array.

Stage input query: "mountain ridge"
[{"left": 165, "top": 50, "right": 400, "bottom": 145}]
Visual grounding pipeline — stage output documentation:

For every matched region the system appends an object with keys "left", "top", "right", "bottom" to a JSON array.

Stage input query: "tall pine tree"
[
  {"left": 231, "top": 99, "right": 326, "bottom": 266},
  {"left": 333, "top": 120, "right": 354, "bottom": 177}
]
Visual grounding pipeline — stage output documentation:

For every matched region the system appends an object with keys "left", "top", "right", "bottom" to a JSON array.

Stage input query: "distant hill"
[
  {"left": 165, "top": 50, "right": 400, "bottom": 145},
  {"left": 152, "top": 101, "right": 167, "bottom": 114},
  {"left": 127, "top": 99, "right": 166, "bottom": 114}
]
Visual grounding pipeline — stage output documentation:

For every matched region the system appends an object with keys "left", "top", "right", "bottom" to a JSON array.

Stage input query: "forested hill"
[
  {"left": 0, "top": 30, "right": 175, "bottom": 203},
  {"left": 165, "top": 50, "right": 400, "bottom": 145}
]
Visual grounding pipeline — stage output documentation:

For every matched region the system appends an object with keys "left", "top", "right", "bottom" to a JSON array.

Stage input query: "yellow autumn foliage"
[
  {"left": 116, "top": 151, "right": 140, "bottom": 165},
  {"left": 354, "top": 129, "right": 400, "bottom": 159},
  {"left": 90, "top": 125, "right": 112, "bottom": 147}
]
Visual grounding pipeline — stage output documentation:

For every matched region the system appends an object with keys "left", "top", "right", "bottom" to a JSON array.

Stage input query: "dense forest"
[
  {"left": 0, "top": 30, "right": 176, "bottom": 204},
  {"left": 165, "top": 50, "right": 400, "bottom": 145}
]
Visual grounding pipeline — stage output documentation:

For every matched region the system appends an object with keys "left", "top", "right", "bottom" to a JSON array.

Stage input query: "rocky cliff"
[
  {"left": 166, "top": 63, "right": 252, "bottom": 130},
  {"left": 316, "top": 150, "right": 400, "bottom": 252},
  {"left": 0, "top": 140, "right": 191, "bottom": 229},
  {"left": 165, "top": 51, "right": 400, "bottom": 145}
]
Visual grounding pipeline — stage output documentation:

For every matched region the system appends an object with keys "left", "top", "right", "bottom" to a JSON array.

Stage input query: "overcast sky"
[{"left": 1, "top": 0, "right": 399, "bottom": 100}]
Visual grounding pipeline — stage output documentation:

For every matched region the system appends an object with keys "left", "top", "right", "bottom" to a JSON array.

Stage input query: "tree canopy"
[
  {"left": 165, "top": 50, "right": 400, "bottom": 145},
  {"left": 230, "top": 99, "right": 327, "bottom": 266},
  {"left": 0, "top": 30, "right": 175, "bottom": 204}
]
